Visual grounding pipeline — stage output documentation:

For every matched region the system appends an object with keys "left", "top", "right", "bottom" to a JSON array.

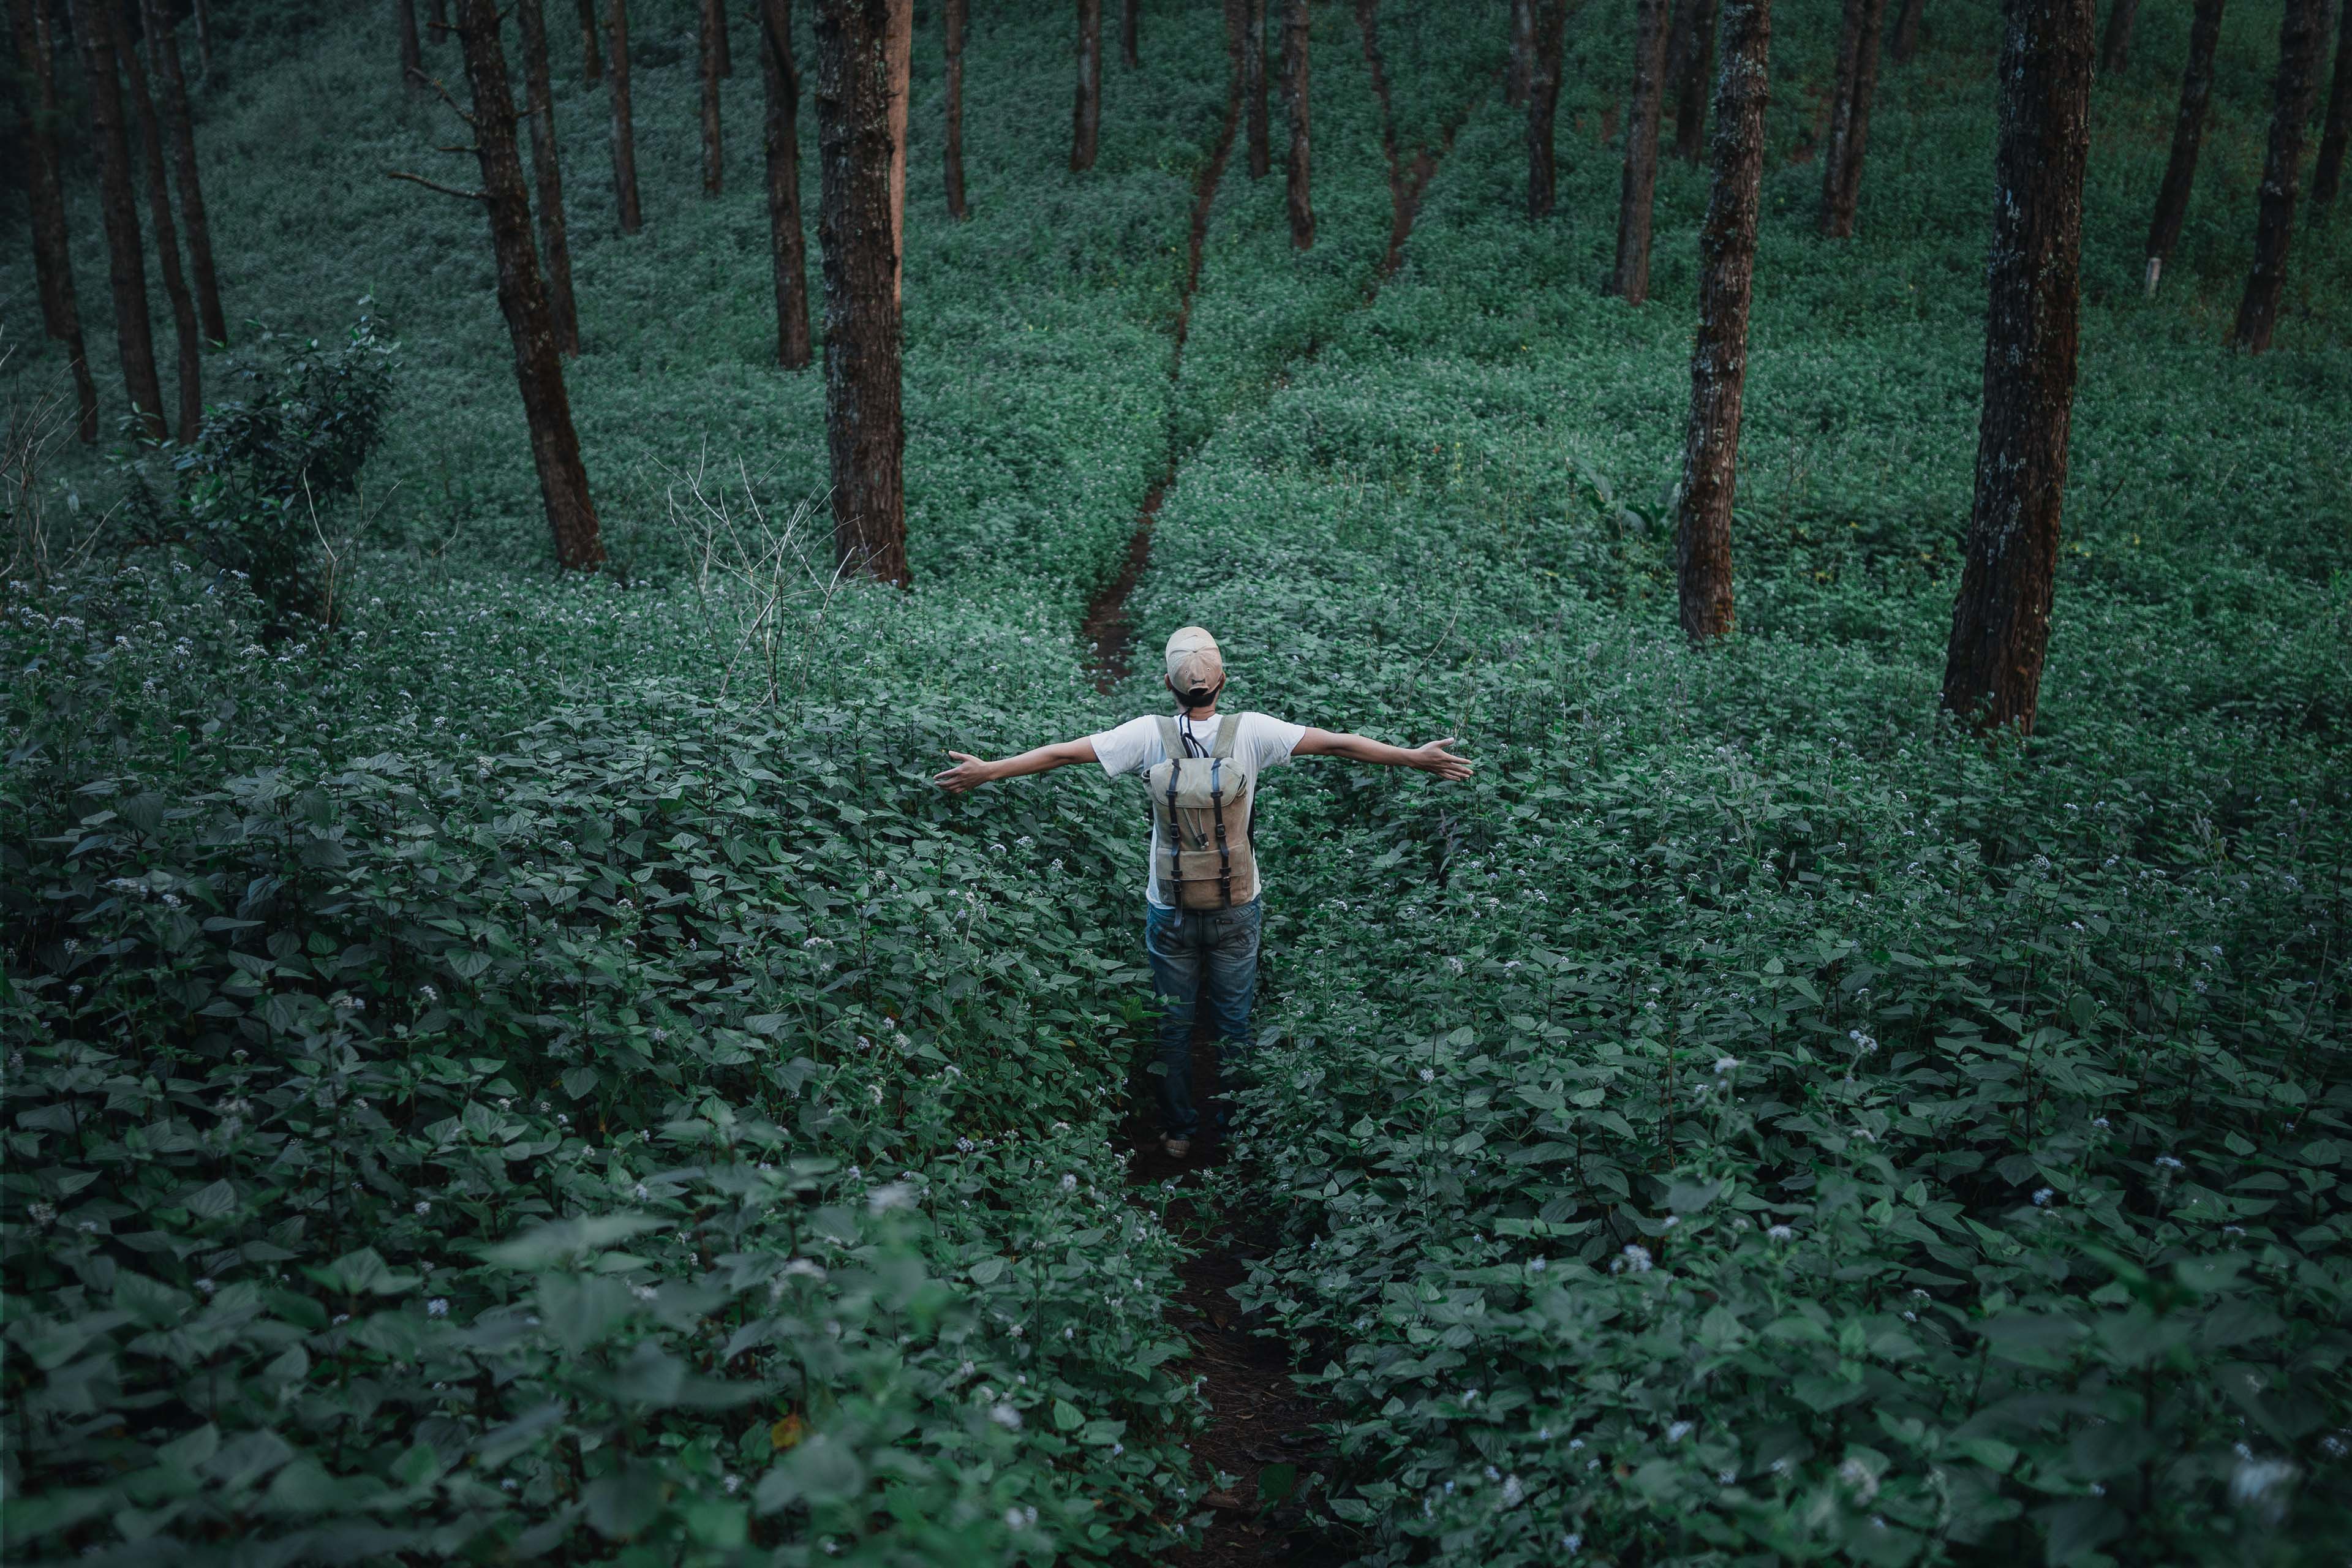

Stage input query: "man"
[{"left": 933, "top": 627, "right": 1471, "bottom": 1158}]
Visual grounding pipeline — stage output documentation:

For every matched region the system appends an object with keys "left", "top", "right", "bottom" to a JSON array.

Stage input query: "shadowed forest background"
[{"left": 4, "top": 0, "right": 2350, "bottom": 1564}]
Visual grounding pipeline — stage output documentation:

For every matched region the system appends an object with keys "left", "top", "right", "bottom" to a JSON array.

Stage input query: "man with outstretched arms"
[{"left": 933, "top": 627, "right": 1472, "bottom": 1158}]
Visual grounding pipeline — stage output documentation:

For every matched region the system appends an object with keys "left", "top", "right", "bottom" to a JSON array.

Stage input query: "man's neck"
[{"left": 1180, "top": 703, "right": 1219, "bottom": 721}]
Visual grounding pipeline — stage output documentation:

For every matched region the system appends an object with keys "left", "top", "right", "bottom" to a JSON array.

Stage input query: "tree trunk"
[
  {"left": 1244, "top": 0, "right": 1268, "bottom": 176},
  {"left": 812, "top": 0, "right": 908, "bottom": 584},
  {"left": 1072, "top": 0, "right": 1101, "bottom": 170},
  {"left": 2143, "top": 0, "right": 2225, "bottom": 291},
  {"left": 123, "top": 9, "right": 202, "bottom": 440},
  {"left": 2230, "top": 0, "right": 2326, "bottom": 350},
  {"left": 888, "top": 0, "right": 908, "bottom": 305},
  {"left": 944, "top": 0, "right": 968, "bottom": 217},
  {"left": 712, "top": 0, "right": 731, "bottom": 75},
  {"left": 2310, "top": 2, "right": 2350, "bottom": 211},
  {"left": 1284, "top": 0, "right": 1313, "bottom": 247},
  {"left": 576, "top": 0, "right": 602, "bottom": 80},
  {"left": 398, "top": 0, "right": 423, "bottom": 85},
  {"left": 700, "top": 0, "right": 725, "bottom": 194},
  {"left": 1940, "top": 0, "right": 2093, "bottom": 734},
  {"left": 450, "top": 0, "right": 604, "bottom": 569},
  {"left": 143, "top": 0, "right": 224, "bottom": 345},
  {"left": 429, "top": 0, "right": 448, "bottom": 27},
  {"left": 1528, "top": 0, "right": 1569, "bottom": 217},
  {"left": 1611, "top": 0, "right": 1670, "bottom": 298},
  {"left": 9, "top": 0, "right": 99, "bottom": 440},
  {"left": 190, "top": 0, "right": 208, "bottom": 73},
  {"left": 760, "top": 0, "right": 813, "bottom": 366},
  {"left": 1819, "top": 0, "right": 1887, "bottom": 237},
  {"left": 1508, "top": 0, "right": 1533, "bottom": 104},
  {"left": 68, "top": 0, "right": 164, "bottom": 440},
  {"left": 1672, "top": 0, "right": 1717, "bottom": 160},
  {"left": 1888, "top": 0, "right": 1924, "bottom": 59},
  {"left": 516, "top": 0, "right": 580, "bottom": 353},
  {"left": 1123, "top": 0, "right": 1140, "bottom": 66},
  {"left": 2098, "top": 0, "right": 2136, "bottom": 71},
  {"left": 606, "top": 0, "right": 641, "bottom": 231},
  {"left": 1672, "top": 0, "right": 1770, "bottom": 641}
]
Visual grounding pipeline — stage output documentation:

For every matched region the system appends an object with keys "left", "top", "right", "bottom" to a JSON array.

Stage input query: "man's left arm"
[{"left": 1292, "top": 727, "right": 1472, "bottom": 779}]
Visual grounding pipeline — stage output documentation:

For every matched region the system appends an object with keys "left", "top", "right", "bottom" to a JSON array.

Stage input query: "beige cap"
[{"left": 1164, "top": 625, "right": 1224, "bottom": 692}]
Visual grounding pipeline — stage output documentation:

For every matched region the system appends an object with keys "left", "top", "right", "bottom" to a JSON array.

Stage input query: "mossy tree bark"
[
  {"left": 1941, "top": 0, "right": 2094, "bottom": 734},
  {"left": 1072, "top": 0, "right": 1102, "bottom": 170},
  {"left": 8, "top": 0, "right": 99, "bottom": 440},
  {"left": 121, "top": 10, "right": 202, "bottom": 440},
  {"left": 1670, "top": 0, "right": 1717, "bottom": 160},
  {"left": 1818, "top": 0, "right": 1887, "bottom": 238},
  {"left": 1610, "top": 0, "right": 1670, "bottom": 295},
  {"left": 943, "top": 0, "right": 968, "bottom": 217},
  {"left": 605, "top": 0, "right": 641, "bottom": 231},
  {"left": 66, "top": 0, "right": 164, "bottom": 439},
  {"left": 1284, "top": 0, "right": 1312, "bottom": 247},
  {"left": 760, "top": 0, "right": 813, "bottom": 367},
  {"left": 450, "top": 0, "right": 604, "bottom": 570},
  {"left": 813, "top": 0, "right": 909, "bottom": 584},
  {"left": 1673, "top": 0, "right": 1770, "bottom": 642},
  {"left": 699, "top": 0, "right": 725, "bottom": 194},
  {"left": 516, "top": 0, "right": 580, "bottom": 353},
  {"left": 2307, "top": 4, "right": 2350, "bottom": 212},
  {"left": 1243, "top": 0, "right": 1268, "bottom": 176},
  {"left": 2230, "top": 0, "right": 2326, "bottom": 350},
  {"left": 1527, "top": 0, "right": 1569, "bottom": 217},
  {"left": 2143, "top": 0, "right": 2225, "bottom": 292}
]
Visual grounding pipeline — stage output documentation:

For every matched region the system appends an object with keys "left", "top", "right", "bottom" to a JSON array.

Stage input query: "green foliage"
[{"left": 121, "top": 317, "right": 395, "bottom": 620}]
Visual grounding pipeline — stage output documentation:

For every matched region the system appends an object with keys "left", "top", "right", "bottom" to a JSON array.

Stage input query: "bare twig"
[{"left": 386, "top": 170, "right": 488, "bottom": 202}]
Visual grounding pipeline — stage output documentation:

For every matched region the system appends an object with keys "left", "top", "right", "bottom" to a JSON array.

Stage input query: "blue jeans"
[{"left": 1143, "top": 898, "right": 1262, "bottom": 1138}]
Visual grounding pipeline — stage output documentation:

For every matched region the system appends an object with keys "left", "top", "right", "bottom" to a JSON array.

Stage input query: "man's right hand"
[
  {"left": 933, "top": 752, "right": 999, "bottom": 793},
  {"left": 1411, "top": 737, "right": 1474, "bottom": 780}
]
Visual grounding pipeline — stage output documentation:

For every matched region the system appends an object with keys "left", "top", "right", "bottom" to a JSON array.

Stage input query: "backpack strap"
[
  {"left": 1154, "top": 715, "right": 1186, "bottom": 760},
  {"left": 1209, "top": 712, "right": 1243, "bottom": 760}
]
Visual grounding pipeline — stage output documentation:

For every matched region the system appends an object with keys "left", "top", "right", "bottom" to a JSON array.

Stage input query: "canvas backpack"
[{"left": 1145, "top": 714, "right": 1259, "bottom": 910}]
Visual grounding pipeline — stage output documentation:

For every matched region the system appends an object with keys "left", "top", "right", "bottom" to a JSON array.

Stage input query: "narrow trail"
[{"left": 1086, "top": 18, "right": 1499, "bottom": 1563}]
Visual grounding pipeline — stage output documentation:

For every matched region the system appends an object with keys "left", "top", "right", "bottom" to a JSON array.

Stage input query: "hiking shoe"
[{"left": 1160, "top": 1134, "right": 1191, "bottom": 1159}]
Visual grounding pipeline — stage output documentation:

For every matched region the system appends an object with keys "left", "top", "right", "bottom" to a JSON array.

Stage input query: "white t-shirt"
[{"left": 1091, "top": 710, "right": 1306, "bottom": 907}]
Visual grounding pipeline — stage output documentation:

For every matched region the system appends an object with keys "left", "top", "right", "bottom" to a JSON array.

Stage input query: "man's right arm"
[{"left": 933, "top": 738, "right": 1099, "bottom": 793}]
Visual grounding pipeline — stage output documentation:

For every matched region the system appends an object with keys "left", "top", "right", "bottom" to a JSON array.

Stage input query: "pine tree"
[
  {"left": 812, "top": 0, "right": 909, "bottom": 584},
  {"left": 2143, "top": 0, "right": 2226, "bottom": 292},
  {"left": 1508, "top": 0, "right": 1533, "bottom": 104},
  {"left": 700, "top": 0, "right": 724, "bottom": 194},
  {"left": 1123, "top": 0, "right": 1140, "bottom": 67},
  {"left": 606, "top": 0, "right": 641, "bottom": 231},
  {"left": 398, "top": 0, "right": 423, "bottom": 85},
  {"left": 1610, "top": 0, "right": 1670, "bottom": 298},
  {"left": 2309, "top": 4, "right": 2350, "bottom": 213},
  {"left": 759, "top": 0, "right": 813, "bottom": 366},
  {"left": 66, "top": 0, "right": 164, "bottom": 439},
  {"left": 1888, "top": 0, "right": 1924, "bottom": 61},
  {"left": 1527, "top": 0, "right": 1570, "bottom": 217},
  {"left": 1284, "top": 0, "right": 1313, "bottom": 247},
  {"left": 944, "top": 0, "right": 969, "bottom": 218},
  {"left": 8, "top": 0, "right": 99, "bottom": 439},
  {"left": 1670, "top": 0, "right": 1717, "bottom": 161},
  {"left": 1818, "top": 0, "right": 1887, "bottom": 238},
  {"left": 2230, "top": 0, "right": 2326, "bottom": 350},
  {"left": 1673, "top": 0, "right": 1770, "bottom": 641},
  {"left": 141, "top": 0, "right": 224, "bottom": 346},
  {"left": 575, "top": 0, "right": 601, "bottom": 80},
  {"left": 516, "top": 0, "right": 580, "bottom": 353},
  {"left": 1941, "top": 0, "right": 2094, "bottom": 734},
  {"left": 1073, "top": 0, "right": 1102, "bottom": 170},
  {"left": 1244, "top": 0, "right": 1268, "bottom": 176},
  {"left": 121, "top": 7, "right": 202, "bottom": 440},
  {"left": 2098, "top": 0, "right": 2137, "bottom": 72}
]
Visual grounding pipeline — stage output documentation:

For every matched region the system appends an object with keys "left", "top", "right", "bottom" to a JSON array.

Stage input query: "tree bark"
[
  {"left": 9, "top": 0, "right": 99, "bottom": 440},
  {"left": 448, "top": 0, "right": 604, "bottom": 569},
  {"left": 1508, "top": 0, "right": 1533, "bottom": 104},
  {"left": 606, "top": 0, "right": 641, "bottom": 231},
  {"left": 1244, "top": 0, "right": 1268, "bottom": 176},
  {"left": 2143, "top": 0, "right": 2225, "bottom": 291},
  {"left": 1072, "top": 0, "right": 1102, "bottom": 170},
  {"left": 1940, "top": 0, "right": 2093, "bottom": 735},
  {"left": 760, "top": 0, "right": 813, "bottom": 366},
  {"left": 812, "top": 0, "right": 908, "bottom": 584},
  {"left": 429, "top": 0, "right": 448, "bottom": 28},
  {"left": 1611, "top": 0, "right": 1670, "bottom": 298},
  {"left": 2230, "top": 0, "right": 2326, "bottom": 350},
  {"left": 1819, "top": 0, "right": 1887, "bottom": 237},
  {"left": 398, "top": 0, "right": 423, "bottom": 85},
  {"left": 2098, "top": 0, "right": 2137, "bottom": 72},
  {"left": 576, "top": 0, "right": 601, "bottom": 80},
  {"left": 123, "top": 10, "right": 202, "bottom": 440},
  {"left": 1888, "top": 0, "right": 1924, "bottom": 59},
  {"left": 1673, "top": 0, "right": 1770, "bottom": 641},
  {"left": 1671, "top": 0, "right": 1717, "bottom": 160},
  {"left": 190, "top": 0, "right": 207, "bottom": 72},
  {"left": 67, "top": 0, "right": 164, "bottom": 439},
  {"left": 2310, "top": 2, "right": 2351, "bottom": 211},
  {"left": 944, "top": 0, "right": 968, "bottom": 217},
  {"left": 1284, "top": 0, "right": 1313, "bottom": 247},
  {"left": 1123, "top": 0, "right": 1140, "bottom": 66},
  {"left": 143, "top": 0, "right": 224, "bottom": 346},
  {"left": 700, "top": 0, "right": 725, "bottom": 194},
  {"left": 888, "top": 0, "right": 908, "bottom": 305},
  {"left": 516, "top": 0, "right": 580, "bottom": 353},
  {"left": 711, "top": 0, "right": 731, "bottom": 75},
  {"left": 1528, "top": 0, "right": 1569, "bottom": 217}
]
